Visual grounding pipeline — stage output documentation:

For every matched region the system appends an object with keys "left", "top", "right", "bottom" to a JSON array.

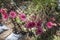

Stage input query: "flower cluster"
[{"left": 0, "top": 8, "right": 57, "bottom": 36}]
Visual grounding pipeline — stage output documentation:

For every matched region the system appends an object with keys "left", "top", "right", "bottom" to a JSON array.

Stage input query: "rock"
[
  {"left": 0, "top": 29, "right": 13, "bottom": 40},
  {"left": 5, "top": 33, "right": 22, "bottom": 40}
]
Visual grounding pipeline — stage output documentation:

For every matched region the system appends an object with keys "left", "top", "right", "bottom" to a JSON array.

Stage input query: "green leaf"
[{"left": 15, "top": 17, "right": 20, "bottom": 23}]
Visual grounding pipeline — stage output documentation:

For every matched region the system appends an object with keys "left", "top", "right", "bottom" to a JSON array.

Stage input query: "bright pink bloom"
[
  {"left": 36, "top": 27, "right": 43, "bottom": 35},
  {"left": 19, "top": 13, "right": 26, "bottom": 21},
  {"left": 9, "top": 11, "right": 16, "bottom": 19},
  {"left": 0, "top": 8, "right": 8, "bottom": 20},
  {"left": 0, "top": 8, "right": 7, "bottom": 14},
  {"left": 25, "top": 21, "right": 35, "bottom": 29},
  {"left": 46, "top": 21, "right": 54, "bottom": 29},
  {"left": 2, "top": 13, "right": 8, "bottom": 20}
]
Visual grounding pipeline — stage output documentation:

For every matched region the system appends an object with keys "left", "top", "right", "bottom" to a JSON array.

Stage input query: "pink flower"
[
  {"left": 9, "top": 11, "right": 16, "bottom": 19},
  {"left": 0, "top": 8, "right": 7, "bottom": 14},
  {"left": 19, "top": 13, "right": 26, "bottom": 21},
  {"left": 36, "top": 20, "right": 42, "bottom": 28},
  {"left": 46, "top": 21, "right": 53, "bottom": 29},
  {"left": 36, "top": 27, "right": 43, "bottom": 35},
  {"left": 0, "top": 8, "right": 8, "bottom": 20},
  {"left": 25, "top": 21, "right": 35, "bottom": 29},
  {"left": 2, "top": 13, "right": 8, "bottom": 20}
]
